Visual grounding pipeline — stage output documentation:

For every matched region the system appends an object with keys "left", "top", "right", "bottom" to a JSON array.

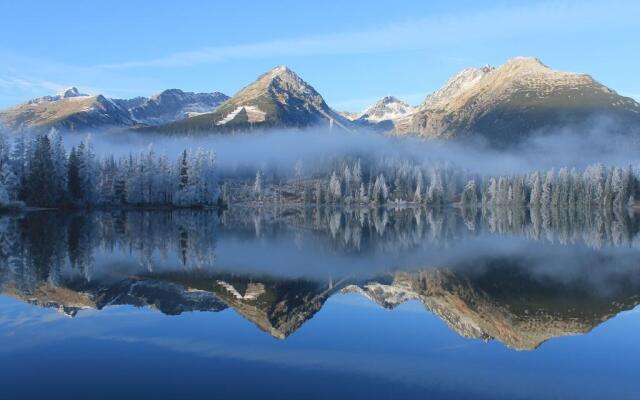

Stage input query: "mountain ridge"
[
  {"left": 1, "top": 57, "right": 639, "bottom": 143},
  {"left": 399, "top": 56, "right": 640, "bottom": 143},
  {"left": 154, "top": 65, "right": 352, "bottom": 133},
  {"left": 0, "top": 87, "right": 229, "bottom": 132}
]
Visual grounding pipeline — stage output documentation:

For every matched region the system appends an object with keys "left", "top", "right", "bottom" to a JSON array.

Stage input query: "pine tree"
[
  {"left": 540, "top": 170, "right": 554, "bottom": 208},
  {"left": 0, "top": 163, "right": 18, "bottom": 203},
  {"left": 414, "top": 181, "right": 423, "bottom": 203},
  {"left": 373, "top": 174, "right": 388, "bottom": 205},
  {"left": 460, "top": 180, "right": 478, "bottom": 207},
  {"left": 26, "top": 135, "right": 57, "bottom": 207},
  {"left": 67, "top": 147, "right": 83, "bottom": 204},
  {"left": 529, "top": 172, "right": 542, "bottom": 207},
  {"left": 254, "top": 170, "right": 263, "bottom": 200},
  {"left": 426, "top": 171, "right": 444, "bottom": 205},
  {"left": 179, "top": 150, "right": 189, "bottom": 190},
  {"left": 329, "top": 171, "right": 342, "bottom": 202}
]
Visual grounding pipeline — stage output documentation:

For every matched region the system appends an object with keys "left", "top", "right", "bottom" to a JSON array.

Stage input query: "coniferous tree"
[
  {"left": 67, "top": 147, "right": 83, "bottom": 204},
  {"left": 26, "top": 135, "right": 56, "bottom": 207},
  {"left": 253, "top": 170, "right": 263, "bottom": 200}
]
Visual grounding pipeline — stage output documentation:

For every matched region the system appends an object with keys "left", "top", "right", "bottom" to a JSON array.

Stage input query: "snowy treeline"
[
  {"left": 248, "top": 157, "right": 639, "bottom": 210},
  {"left": 477, "top": 165, "right": 638, "bottom": 210},
  {"left": 248, "top": 157, "right": 463, "bottom": 206},
  {"left": 0, "top": 131, "right": 219, "bottom": 208}
]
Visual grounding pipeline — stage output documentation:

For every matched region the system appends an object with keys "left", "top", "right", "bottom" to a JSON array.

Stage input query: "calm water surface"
[{"left": 0, "top": 207, "right": 639, "bottom": 399}]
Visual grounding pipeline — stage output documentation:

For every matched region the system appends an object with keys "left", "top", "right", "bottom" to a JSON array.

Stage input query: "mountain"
[
  {"left": 206, "top": 276, "right": 346, "bottom": 339},
  {"left": 344, "top": 266, "right": 640, "bottom": 350},
  {"left": 0, "top": 87, "right": 134, "bottom": 131},
  {"left": 155, "top": 66, "right": 352, "bottom": 133},
  {"left": 2, "top": 277, "right": 227, "bottom": 317},
  {"left": 5, "top": 264, "right": 640, "bottom": 349},
  {"left": 113, "top": 89, "right": 229, "bottom": 126},
  {"left": 0, "top": 87, "right": 228, "bottom": 132},
  {"left": 346, "top": 96, "right": 416, "bottom": 131},
  {"left": 399, "top": 57, "right": 640, "bottom": 144}
]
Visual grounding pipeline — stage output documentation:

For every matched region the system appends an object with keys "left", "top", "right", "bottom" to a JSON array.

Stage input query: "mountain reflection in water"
[{"left": 1, "top": 206, "right": 639, "bottom": 350}]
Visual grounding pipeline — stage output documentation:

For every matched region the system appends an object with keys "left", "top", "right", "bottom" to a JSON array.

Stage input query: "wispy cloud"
[
  {"left": 0, "top": 76, "right": 67, "bottom": 94},
  {"left": 0, "top": 51, "right": 165, "bottom": 106},
  {"left": 96, "top": 1, "right": 639, "bottom": 70}
]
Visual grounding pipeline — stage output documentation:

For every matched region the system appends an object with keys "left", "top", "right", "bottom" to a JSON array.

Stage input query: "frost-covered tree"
[
  {"left": 426, "top": 171, "right": 444, "bottom": 205},
  {"left": 539, "top": 170, "right": 554, "bottom": 207},
  {"left": 253, "top": 170, "right": 263, "bottom": 200},
  {"left": 529, "top": 172, "right": 542, "bottom": 207},
  {"left": 329, "top": 171, "right": 342, "bottom": 202},
  {"left": 414, "top": 181, "right": 423, "bottom": 203},
  {"left": 460, "top": 180, "right": 478, "bottom": 207},
  {"left": 372, "top": 174, "right": 388, "bottom": 205}
]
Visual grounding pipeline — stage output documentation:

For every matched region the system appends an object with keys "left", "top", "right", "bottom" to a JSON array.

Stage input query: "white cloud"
[{"left": 96, "top": 0, "right": 640, "bottom": 70}]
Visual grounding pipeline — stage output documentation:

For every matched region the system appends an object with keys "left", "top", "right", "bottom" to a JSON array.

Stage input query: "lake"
[{"left": 0, "top": 206, "right": 639, "bottom": 399}]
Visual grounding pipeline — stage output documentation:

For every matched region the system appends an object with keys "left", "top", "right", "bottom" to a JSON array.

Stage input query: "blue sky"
[{"left": 0, "top": 0, "right": 638, "bottom": 110}]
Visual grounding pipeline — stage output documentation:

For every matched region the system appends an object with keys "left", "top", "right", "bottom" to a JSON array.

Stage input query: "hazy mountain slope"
[
  {"left": 155, "top": 66, "right": 352, "bottom": 133},
  {"left": 401, "top": 57, "right": 640, "bottom": 144},
  {"left": 115, "top": 89, "right": 229, "bottom": 125}
]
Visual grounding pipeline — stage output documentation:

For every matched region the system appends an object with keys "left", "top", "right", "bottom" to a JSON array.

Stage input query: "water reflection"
[{"left": 1, "top": 207, "right": 639, "bottom": 350}]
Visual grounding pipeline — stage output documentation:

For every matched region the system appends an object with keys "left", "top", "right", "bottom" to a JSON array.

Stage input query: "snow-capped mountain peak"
[{"left": 357, "top": 96, "right": 416, "bottom": 123}]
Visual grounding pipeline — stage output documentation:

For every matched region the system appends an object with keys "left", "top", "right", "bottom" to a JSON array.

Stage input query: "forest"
[
  {"left": 0, "top": 130, "right": 218, "bottom": 208},
  {"left": 0, "top": 130, "right": 639, "bottom": 212}
]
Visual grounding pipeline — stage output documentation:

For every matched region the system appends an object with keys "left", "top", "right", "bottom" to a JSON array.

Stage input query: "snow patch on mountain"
[
  {"left": 216, "top": 105, "right": 267, "bottom": 125},
  {"left": 27, "top": 86, "right": 90, "bottom": 105},
  {"left": 357, "top": 96, "right": 416, "bottom": 123}
]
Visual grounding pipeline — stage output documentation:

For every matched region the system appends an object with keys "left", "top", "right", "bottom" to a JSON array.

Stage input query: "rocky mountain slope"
[
  {"left": 0, "top": 87, "right": 228, "bottom": 132},
  {"left": 399, "top": 57, "right": 640, "bottom": 144},
  {"left": 155, "top": 66, "right": 352, "bottom": 133}
]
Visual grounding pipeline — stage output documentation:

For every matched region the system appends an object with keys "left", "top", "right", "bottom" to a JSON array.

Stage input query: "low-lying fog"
[{"left": 62, "top": 121, "right": 640, "bottom": 176}]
